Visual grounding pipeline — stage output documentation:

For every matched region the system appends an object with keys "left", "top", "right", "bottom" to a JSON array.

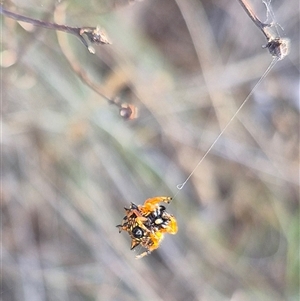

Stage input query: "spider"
[{"left": 117, "top": 196, "right": 178, "bottom": 259}]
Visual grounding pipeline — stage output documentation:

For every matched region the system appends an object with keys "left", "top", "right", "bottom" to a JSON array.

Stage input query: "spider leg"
[
  {"left": 162, "top": 216, "right": 178, "bottom": 234},
  {"left": 135, "top": 231, "right": 164, "bottom": 259},
  {"left": 135, "top": 250, "right": 151, "bottom": 259},
  {"left": 140, "top": 197, "right": 172, "bottom": 214}
]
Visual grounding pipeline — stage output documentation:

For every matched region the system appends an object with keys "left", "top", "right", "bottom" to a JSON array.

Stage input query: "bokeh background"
[{"left": 2, "top": 0, "right": 299, "bottom": 300}]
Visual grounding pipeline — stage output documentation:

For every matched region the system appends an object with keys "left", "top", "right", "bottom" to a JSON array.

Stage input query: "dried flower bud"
[
  {"left": 119, "top": 104, "right": 138, "bottom": 120},
  {"left": 264, "top": 37, "right": 290, "bottom": 60},
  {"left": 80, "top": 26, "right": 111, "bottom": 45}
]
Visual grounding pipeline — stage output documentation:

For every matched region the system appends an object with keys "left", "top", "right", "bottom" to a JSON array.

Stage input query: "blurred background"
[{"left": 2, "top": 0, "right": 299, "bottom": 300}]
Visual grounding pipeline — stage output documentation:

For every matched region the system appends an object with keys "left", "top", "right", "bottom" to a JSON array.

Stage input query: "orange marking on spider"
[{"left": 117, "top": 196, "right": 178, "bottom": 259}]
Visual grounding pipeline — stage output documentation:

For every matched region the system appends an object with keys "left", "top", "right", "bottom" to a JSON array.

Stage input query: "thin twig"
[
  {"left": 0, "top": 5, "right": 111, "bottom": 53},
  {"left": 237, "top": 0, "right": 290, "bottom": 60},
  {"left": 1, "top": 4, "right": 137, "bottom": 118},
  {"left": 237, "top": 0, "right": 272, "bottom": 40}
]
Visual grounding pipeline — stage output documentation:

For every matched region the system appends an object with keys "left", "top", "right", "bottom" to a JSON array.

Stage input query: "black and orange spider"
[{"left": 117, "top": 196, "right": 178, "bottom": 259}]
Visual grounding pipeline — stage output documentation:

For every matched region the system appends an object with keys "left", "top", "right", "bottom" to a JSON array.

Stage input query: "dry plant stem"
[
  {"left": 53, "top": 4, "right": 135, "bottom": 118},
  {"left": 0, "top": 6, "right": 110, "bottom": 52},
  {"left": 237, "top": 0, "right": 272, "bottom": 40},
  {"left": 1, "top": 5, "right": 134, "bottom": 117},
  {"left": 237, "top": 0, "right": 289, "bottom": 60},
  {"left": 56, "top": 32, "right": 127, "bottom": 111}
]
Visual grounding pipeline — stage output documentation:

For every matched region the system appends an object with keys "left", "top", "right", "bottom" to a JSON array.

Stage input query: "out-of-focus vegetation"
[{"left": 2, "top": 0, "right": 299, "bottom": 300}]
